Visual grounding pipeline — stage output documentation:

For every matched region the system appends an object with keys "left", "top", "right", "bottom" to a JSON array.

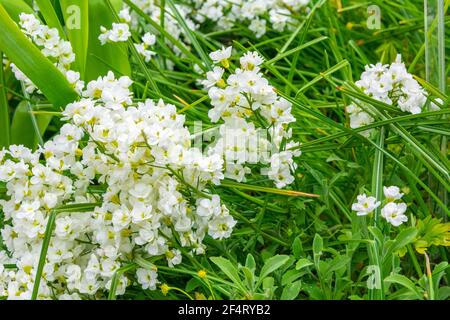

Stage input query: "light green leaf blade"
[
  {"left": 60, "top": 0, "right": 89, "bottom": 78},
  {"left": 84, "top": 0, "right": 130, "bottom": 81}
]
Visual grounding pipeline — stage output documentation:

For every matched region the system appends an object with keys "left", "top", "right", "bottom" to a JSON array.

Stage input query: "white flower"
[
  {"left": 383, "top": 186, "right": 404, "bottom": 202},
  {"left": 249, "top": 18, "right": 266, "bottom": 38},
  {"left": 142, "top": 32, "right": 156, "bottom": 46},
  {"left": 196, "top": 195, "right": 221, "bottom": 218},
  {"left": 381, "top": 202, "right": 408, "bottom": 226},
  {"left": 136, "top": 268, "right": 159, "bottom": 290},
  {"left": 201, "top": 67, "right": 224, "bottom": 88},
  {"left": 351, "top": 194, "right": 381, "bottom": 216},
  {"left": 166, "top": 249, "right": 182, "bottom": 268},
  {"left": 240, "top": 51, "right": 264, "bottom": 71},
  {"left": 209, "top": 46, "right": 232, "bottom": 65},
  {"left": 208, "top": 214, "right": 236, "bottom": 240},
  {"left": 99, "top": 23, "right": 131, "bottom": 44}
]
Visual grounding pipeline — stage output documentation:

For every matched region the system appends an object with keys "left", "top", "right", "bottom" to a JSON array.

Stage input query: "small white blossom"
[{"left": 351, "top": 194, "right": 381, "bottom": 216}]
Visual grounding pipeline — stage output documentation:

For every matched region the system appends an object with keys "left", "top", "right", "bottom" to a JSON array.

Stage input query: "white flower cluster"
[
  {"left": 126, "top": 1, "right": 197, "bottom": 59},
  {"left": 0, "top": 72, "right": 237, "bottom": 299},
  {"left": 346, "top": 55, "right": 437, "bottom": 135},
  {"left": 10, "top": 13, "right": 83, "bottom": 94},
  {"left": 202, "top": 47, "right": 300, "bottom": 188},
  {"left": 99, "top": 8, "right": 157, "bottom": 63},
  {"left": 351, "top": 185, "right": 408, "bottom": 227},
  {"left": 189, "top": 0, "right": 311, "bottom": 38}
]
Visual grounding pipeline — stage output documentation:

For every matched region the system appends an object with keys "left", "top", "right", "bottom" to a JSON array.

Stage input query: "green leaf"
[
  {"left": 84, "top": 0, "right": 130, "bottom": 81},
  {"left": 0, "top": 0, "right": 33, "bottom": 21},
  {"left": 60, "top": 0, "right": 89, "bottom": 78},
  {"left": 313, "top": 233, "right": 323, "bottom": 257},
  {"left": 384, "top": 274, "right": 423, "bottom": 299},
  {"left": 165, "top": 0, "right": 211, "bottom": 71},
  {"left": 31, "top": 209, "right": 57, "bottom": 300},
  {"left": 108, "top": 263, "right": 137, "bottom": 300},
  {"left": 103, "top": 0, "right": 160, "bottom": 95},
  {"left": 259, "top": 255, "right": 289, "bottom": 281},
  {"left": 210, "top": 257, "right": 245, "bottom": 292},
  {"left": 296, "top": 258, "right": 313, "bottom": 270},
  {"left": 245, "top": 253, "right": 256, "bottom": 272},
  {"left": 292, "top": 236, "right": 303, "bottom": 259},
  {"left": 280, "top": 280, "right": 302, "bottom": 300},
  {"left": 0, "top": 4, "right": 78, "bottom": 108},
  {"left": 384, "top": 227, "right": 418, "bottom": 261},
  {"left": 368, "top": 226, "right": 384, "bottom": 246}
]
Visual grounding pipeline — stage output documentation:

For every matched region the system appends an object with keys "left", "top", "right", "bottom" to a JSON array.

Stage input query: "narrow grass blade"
[
  {"left": 108, "top": 263, "right": 137, "bottom": 300},
  {"left": 165, "top": 0, "right": 211, "bottom": 71},
  {"left": 220, "top": 180, "right": 320, "bottom": 198},
  {"left": 0, "top": 51, "right": 10, "bottom": 148},
  {"left": 31, "top": 202, "right": 100, "bottom": 299},
  {"left": 35, "top": 0, "right": 65, "bottom": 37}
]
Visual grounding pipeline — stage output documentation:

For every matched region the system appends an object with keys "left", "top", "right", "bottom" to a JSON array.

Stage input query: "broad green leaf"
[
  {"left": 384, "top": 274, "right": 423, "bottom": 299},
  {"left": 84, "top": 0, "right": 130, "bottom": 81},
  {"left": 280, "top": 280, "right": 302, "bottom": 300},
  {"left": 295, "top": 258, "right": 313, "bottom": 270},
  {"left": 0, "top": 0, "right": 33, "bottom": 21},
  {"left": 210, "top": 257, "right": 245, "bottom": 292},
  {"left": 259, "top": 255, "right": 289, "bottom": 281},
  {"left": 10, "top": 101, "right": 51, "bottom": 149},
  {"left": 245, "top": 253, "right": 256, "bottom": 272},
  {"left": 60, "top": 0, "right": 89, "bottom": 78},
  {"left": 0, "top": 4, "right": 78, "bottom": 108},
  {"left": 384, "top": 227, "right": 418, "bottom": 262},
  {"left": 292, "top": 236, "right": 303, "bottom": 259}
]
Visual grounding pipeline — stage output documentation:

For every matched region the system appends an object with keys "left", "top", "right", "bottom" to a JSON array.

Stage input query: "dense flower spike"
[
  {"left": 0, "top": 72, "right": 237, "bottom": 299},
  {"left": 202, "top": 47, "right": 301, "bottom": 188}
]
